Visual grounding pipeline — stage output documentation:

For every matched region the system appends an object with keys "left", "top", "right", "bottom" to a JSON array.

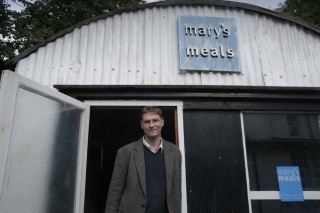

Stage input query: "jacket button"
[{"left": 142, "top": 205, "right": 146, "bottom": 208}]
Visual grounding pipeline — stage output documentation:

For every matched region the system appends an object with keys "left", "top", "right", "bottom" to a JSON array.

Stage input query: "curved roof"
[{"left": 7, "top": 0, "right": 320, "bottom": 69}]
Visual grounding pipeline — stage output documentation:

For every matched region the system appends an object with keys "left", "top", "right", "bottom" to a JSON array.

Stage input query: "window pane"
[
  {"left": 243, "top": 113, "right": 320, "bottom": 191},
  {"left": 0, "top": 87, "right": 82, "bottom": 213},
  {"left": 251, "top": 200, "right": 320, "bottom": 213}
]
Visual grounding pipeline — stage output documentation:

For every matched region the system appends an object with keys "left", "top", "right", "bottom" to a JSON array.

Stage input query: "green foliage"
[
  {"left": 0, "top": 0, "right": 144, "bottom": 67},
  {"left": 0, "top": 3, "right": 17, "bottom": 62},
  {"left": 276, "top": 0, "right": 320, "bottom": 27}
]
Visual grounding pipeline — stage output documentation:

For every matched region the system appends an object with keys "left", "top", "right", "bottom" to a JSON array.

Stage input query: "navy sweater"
[{"left": 144, "top": 146, "right": 169, "bottom": 213}]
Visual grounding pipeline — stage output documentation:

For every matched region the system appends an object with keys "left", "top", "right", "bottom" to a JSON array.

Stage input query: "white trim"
[
  {"left": 250, "top": 191, "right": 280, "bottom": 200},
  {"left": 85, "top": 100, "right": 183, "bottom": 107},
  {"left": 240, "top": 112, "right": 252, "bottom": 213},
  {"left": 84, "top": 100, "right": 188, "bottom": 213},
  {"left": 250, "top": 191, "right": 320, "bottom": 200},
  {"left": 75, "top": 106, "right": 90, "bottom": 213},
  {"left": 304, "top": 191, "right": 320, "bottom": 199},
  {"left": 177, "top": 104, "right": 188, "bottom": 213}
]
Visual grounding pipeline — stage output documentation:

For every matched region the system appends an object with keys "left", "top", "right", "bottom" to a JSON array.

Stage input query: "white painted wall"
[{"left": 15, "top": 4, "right": 320, "bottom": 88}]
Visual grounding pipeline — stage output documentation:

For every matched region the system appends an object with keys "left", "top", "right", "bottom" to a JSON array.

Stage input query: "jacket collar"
[
  {"left": 133, "top": 137, "right": 174, "bottom": 197},
  {"left": 142, "top": 136, "right": 163, "bottom": 153}
]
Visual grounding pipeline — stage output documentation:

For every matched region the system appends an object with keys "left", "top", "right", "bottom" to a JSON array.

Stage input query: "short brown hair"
[{"left": 140, "top": 106, "right": 162, "bottom": 120}]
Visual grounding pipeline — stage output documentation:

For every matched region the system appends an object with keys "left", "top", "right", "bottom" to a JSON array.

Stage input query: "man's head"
[
  {"left": 140, "top": 106, "right": 163, "bottom": 120},
  {"left": 140, "top": 106, "right": 164, "bottom": 141}
]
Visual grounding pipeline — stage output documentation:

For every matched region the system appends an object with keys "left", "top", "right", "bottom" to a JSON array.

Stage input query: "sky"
[
  {"left": 6, "top": 0, "right": 27, "bottom": 11},
  {"left": 147, "top": 0, "right": 285, "bottom": 10},
  {"left": 6, "top": 0, "right": 285, "bottom": 12},
  {"left": 226, "top": 0, "right": 285, "bottom": 9}
]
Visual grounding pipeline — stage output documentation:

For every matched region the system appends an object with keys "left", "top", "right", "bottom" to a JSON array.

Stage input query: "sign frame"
[{"left": 178, "top": 16, "right": 241, "bottom": 72}]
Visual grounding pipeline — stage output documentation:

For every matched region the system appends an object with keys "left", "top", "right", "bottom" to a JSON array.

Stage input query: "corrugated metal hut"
[{"left": 1, "top": 1, "right": 320, "bottom": 212}]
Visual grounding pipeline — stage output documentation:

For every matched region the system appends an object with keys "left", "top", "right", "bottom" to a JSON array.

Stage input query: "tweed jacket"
[{"left": 105, "top": 138, "right": 182, "bottom": 213}]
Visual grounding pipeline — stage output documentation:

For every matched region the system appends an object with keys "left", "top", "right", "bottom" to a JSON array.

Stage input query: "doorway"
[{"left": 84, "top": 106, "right": 177, "bottom": 213}]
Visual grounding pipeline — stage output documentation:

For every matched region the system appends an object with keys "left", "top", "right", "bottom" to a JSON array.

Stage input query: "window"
[{"left": 242, "top": 112, "right": 320, "bottom": 213}]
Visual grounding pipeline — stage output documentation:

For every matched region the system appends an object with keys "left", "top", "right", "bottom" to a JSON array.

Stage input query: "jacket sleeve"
[{"left": 105, "top": 149, "right": 128, "bottom": 213}]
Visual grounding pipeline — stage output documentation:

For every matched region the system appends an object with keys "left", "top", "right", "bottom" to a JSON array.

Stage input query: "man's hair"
[{"left": 140, "top": 106, "right": 163, "bottom": 120}]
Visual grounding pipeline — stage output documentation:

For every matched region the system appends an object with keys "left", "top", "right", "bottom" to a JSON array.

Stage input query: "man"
[{"left": 105, "top": 106, "right": 182, "bottom": 213}]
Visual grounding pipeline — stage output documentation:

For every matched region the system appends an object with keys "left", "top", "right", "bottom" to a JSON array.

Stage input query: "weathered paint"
[
  {"left": 178, "top": 16, "right": 240, "bottom": 72},
  {"left": 15, "top": 4, "right": 320, "bottom": 87}
]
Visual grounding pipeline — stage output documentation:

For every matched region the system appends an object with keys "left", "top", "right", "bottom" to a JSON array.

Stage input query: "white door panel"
[{"left": 0, "top": 70, "right": 89, "bottom": 213}]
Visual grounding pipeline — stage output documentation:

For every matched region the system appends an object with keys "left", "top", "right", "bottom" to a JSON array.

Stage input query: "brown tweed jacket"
[{"left": 105, "top": 138, "right": 182, "bottom": 213}]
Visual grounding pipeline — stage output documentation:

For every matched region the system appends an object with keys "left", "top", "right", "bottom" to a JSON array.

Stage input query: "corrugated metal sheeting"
[{"left": 15, "top": 4, "right": 320, "bottom": 87}]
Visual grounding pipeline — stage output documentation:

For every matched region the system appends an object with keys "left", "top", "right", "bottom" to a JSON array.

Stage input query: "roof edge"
[{"left": 6, "top": 0, "right": 320, "bottom": 69}]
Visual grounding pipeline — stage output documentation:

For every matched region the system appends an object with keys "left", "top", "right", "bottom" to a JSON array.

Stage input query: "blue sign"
[
  {"left": 277, "top": 166, "right": 304, "bottom": 202},
  {"left": 178, "top": 16, "right": 240, "bottom": 72}
]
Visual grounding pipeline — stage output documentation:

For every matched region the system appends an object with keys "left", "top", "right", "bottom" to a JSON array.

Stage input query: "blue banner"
[
  {"left": 178, "top": 16, "right": 240, "bottom": 72},
  {"left": 277, "top": 166, "right": 304, "bottom": 202}
]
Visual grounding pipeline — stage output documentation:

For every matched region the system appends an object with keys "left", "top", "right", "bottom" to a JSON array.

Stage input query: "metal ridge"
[{"left": 6, "top": 0, "right": 320, "bottom": 69}]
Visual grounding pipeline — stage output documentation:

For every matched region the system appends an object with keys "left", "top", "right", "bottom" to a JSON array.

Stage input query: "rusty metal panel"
[{"left": 15, "top": 5, "right": 320, "bottom": 88}]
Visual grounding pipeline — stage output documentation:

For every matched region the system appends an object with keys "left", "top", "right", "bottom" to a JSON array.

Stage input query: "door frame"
[{"left": 84, "top": 100, "right": 188, "bottom": 213}]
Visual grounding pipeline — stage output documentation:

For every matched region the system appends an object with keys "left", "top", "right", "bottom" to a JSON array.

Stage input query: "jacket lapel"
[
  {"left": 133, "top": 139, "right": 147, "bottom": 197},
  {"left": 163, "top": 140, "right": 174, "bottom": 196}
]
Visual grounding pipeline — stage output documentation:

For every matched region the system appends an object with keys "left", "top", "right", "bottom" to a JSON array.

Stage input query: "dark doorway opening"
[{"left": 84, "top": 106, "right": 176, "bottom": 213}]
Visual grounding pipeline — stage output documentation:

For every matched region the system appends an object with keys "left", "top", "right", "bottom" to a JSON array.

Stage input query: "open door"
[
  {"left": 83, "top": 101, "right": 188, "bottom": 213},
  {"left": 0, "top": 71, "right": 89, "bottom": 213},
  {"left": 84, "top": 106, "right": 177, "bottom": 213}
]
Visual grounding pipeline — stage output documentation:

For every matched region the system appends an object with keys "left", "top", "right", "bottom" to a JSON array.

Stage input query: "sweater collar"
[{"left": 143, "top": 136, "right": 163, "bottom": 153}]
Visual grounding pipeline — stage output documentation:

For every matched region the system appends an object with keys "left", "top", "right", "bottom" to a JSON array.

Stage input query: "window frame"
[{"left": 240, "top": 111, "right": 320, "bottom": 213}]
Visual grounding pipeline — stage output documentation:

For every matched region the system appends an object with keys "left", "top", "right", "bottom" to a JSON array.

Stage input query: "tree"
[
  {"left": 276, "top": 0, "right": 320, "bottom": 27},
  {"left": 0, "top": 2, "right": 18, "bottom": 69},
  {"left": 0, "top": 0, "right": 144, "bottom": 70}
]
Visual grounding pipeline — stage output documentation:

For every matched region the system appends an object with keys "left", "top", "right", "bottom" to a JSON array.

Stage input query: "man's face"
[{"left": 140, "top": 112, "right": 164, "bottom": 140}]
